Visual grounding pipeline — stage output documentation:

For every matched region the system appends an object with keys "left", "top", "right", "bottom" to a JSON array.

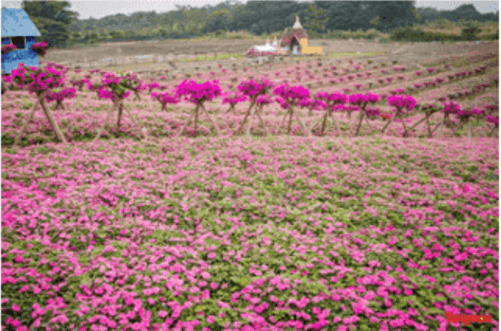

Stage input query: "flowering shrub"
[
  {"left": 176, "top": 79, "right": 221, "bottom": 104},
  {"left": 387, "top": 95, "right": 417, "bottom": 113},
  {"left": 442, "top": 101, "right": 462, "bottom": 115},
  {"left": 365, "top": 107, "right": 381, "bottom": 118},
  {"left": 486, "top": 115, "right": 499, "bottom": 126},
  {"left": 98, "top": 72, "right": 132, "bottom": 101},
  {"left": 151, "top": 90, "right": 180, "bottom": 111},
  {"left": 457, "top": 107, "right": 482, "bottom": 121},
  {"left": 256, "top": 94, "right": 273, "bottom": 105},
  {"left": 69, "top": 78, "right": 89, "bottom": 91},
  {"left": 238, "top": 79, "right": 272, "bottom": 97},
  {"left": 273, "top": 84, "right": 310, "bottom": 104},
  {"left": 10, "top": 63, "right": 65, "bottom": 95},
  {"left": 222, "top": 92, "right": 248, "bottom": 105},
  {"left": 31, "top": 41, "right": 49, "bottom": 57},
  {"left": 146, "top": 81, "right": 160, "bottom": 93},
  {"left": 1, "top": 44, "right": 17, "bottom": 54},
  {"left": 45, "top": 87, "right": 76, "bottom": 106}
]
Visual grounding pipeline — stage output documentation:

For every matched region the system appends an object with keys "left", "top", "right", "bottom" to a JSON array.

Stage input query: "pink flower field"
[{"left": 1, "top": 51, "right": 499, "bottom": 331}]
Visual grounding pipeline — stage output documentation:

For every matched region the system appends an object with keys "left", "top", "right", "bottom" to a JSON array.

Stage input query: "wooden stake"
[
  {"left": 254, "top": 104, "right": 268, "bottom": 136},
  {"left": 122, "top": 103, "right": 147, "bottom": 139},
  {"left": 93, "top": 103, "right": 118, "bottom": 142},
  {"left": 488, "top": 125, "right": 498, "bottom": 137},
  {"left": 287, "top": 109, "right": 293, "bottom": 134},
  {"left": 320, "top": 110, "right": 328, "bottom": 135},
  {"left": 38, "top": 93, "right": 66, "bottom": 143},
  {"left": 426, "top": 115, "right": 432, "bottom": 137},
  {"left": 226, "top": 104, "right": 236, "bottom": 114},
  {"left": 381, "top": 115, "right": 395, "bottom": 135},
  {"left": 409, "top": 114, "right": 429, "bottom": 130},
  {"left": 332, "top": 112, "right": 345, "bottom": 137},
  {"left": 117, "top": 102, "right": 124, "bottom": 129},
  {"left": 175, "top": 109, "right": 196, "bottom": 138},
  {"left": 292, "top": 106, "right": 310, "bottom": 137},
  {"left": 309, "top": 115, "right": 324, "bottom": 134},
  {"left": 246, "top": 106, "right": 256, "bottom": 137},
  {"left": 280, "top": 110, "right": 289, "bottom": 130},
  {"left": 364, "top": 115, "right": 373, "bottom": 131},
  {"left": 14, "top": 101, "right": 39, "bottom": 146},
  {"left": 194, "top": 104, "right": 199, "bottom": 137},
  {"left": 353, "top": 111, "right": 365, "bottom": 137},
  {"left": 235, "top": 97, "right": 256, "bottom": 135},
  {"left": 200, "top": 103, "right": 220, "bottom": 136},
  {"left": 399, "top": 114, "right": 410, "bottom": 137}
]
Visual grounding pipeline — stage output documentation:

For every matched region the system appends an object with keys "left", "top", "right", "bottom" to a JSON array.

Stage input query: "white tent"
[{"left": 251, "top": 43, "right": 278, "bottom": 53}]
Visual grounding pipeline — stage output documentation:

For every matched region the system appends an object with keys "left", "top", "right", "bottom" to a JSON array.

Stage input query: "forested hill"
[
  {"left": 69, "top": 1, "right": 498, "bottom": 36},
  {"left": 416, "top": 4, "right": 498, "bottom": 23}
]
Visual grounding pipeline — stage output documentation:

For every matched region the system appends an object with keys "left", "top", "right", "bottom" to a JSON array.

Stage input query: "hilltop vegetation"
[{"left": 19, "top": 0, "right": 499, "bottom": 48}]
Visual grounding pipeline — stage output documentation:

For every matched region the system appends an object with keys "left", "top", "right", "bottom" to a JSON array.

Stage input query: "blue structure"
[{"left": 1, "top": 8, "right": 41, "bottom": 74}]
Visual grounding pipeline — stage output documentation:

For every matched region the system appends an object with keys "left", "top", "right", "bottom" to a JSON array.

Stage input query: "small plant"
[
  {"left": 22, "top": 101, "right": 33, "bottom": 110},
  {"left": 381, "top": 62, "right": 387, "bottom": 67},
  {"left": 31, "top": 41, "right": 49, "bottom": 57},
  {"left": 1, "top": 44, "right": 17, "bottom": 54},
  {"left": 392, "top": 60, "right": 398, "bottom": 65},
  {"left": 368, "top": 60, "right": 373, "bottom": 64}
]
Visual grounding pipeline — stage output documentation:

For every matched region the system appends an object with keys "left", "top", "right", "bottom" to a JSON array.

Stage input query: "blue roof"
[{"left": 2, "top": 8, "right": 41, "bottom": 37}]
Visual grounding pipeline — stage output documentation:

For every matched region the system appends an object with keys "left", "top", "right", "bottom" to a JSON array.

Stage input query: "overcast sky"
[{"left": 2, "top": 0, "right": 498, "bottom": 20}]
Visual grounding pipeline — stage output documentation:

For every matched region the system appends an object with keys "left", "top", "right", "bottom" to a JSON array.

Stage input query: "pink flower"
[{"left": 207, "top": 315, "right": 215, "bottom": 324}]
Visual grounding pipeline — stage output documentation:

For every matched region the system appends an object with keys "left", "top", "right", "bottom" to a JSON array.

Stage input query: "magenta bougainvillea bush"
[
  {"left": 1, "top": 44, "right": 17, "bottom": 54},
  {"left": 31, "top": 41, "right": 49, "bottom": 57}
]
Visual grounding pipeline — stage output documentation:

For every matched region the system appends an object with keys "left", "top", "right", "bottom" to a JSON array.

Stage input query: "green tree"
[
  {"left": 461, "top": 21, "right": 481, "bottom": 40},
  {"left": 109, "top": 30, "right": 125, "bottom": 40},
  {"left": 410, "top": 8, "right": 421, "bottom": 22},
  {"left": 22, "top": 0, "right": 78, "bottom": 48},
  {"left": 370, "top": 16, "right": 380, "bottom": 27},
  {"left": 304, "top": 4, "right": 328, "bottom": 32}
]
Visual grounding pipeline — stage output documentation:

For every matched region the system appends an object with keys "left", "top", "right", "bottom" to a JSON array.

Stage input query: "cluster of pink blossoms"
[
  {"left": 1, "top": 44, "right": 17, "bottom": 54},
  {"left": 10, "top": 63, "right": 65, "bottom": 95},
  {"left": 151, "top": 90, "right": 180, "bottom": 105},
  {"left": 273, "top": 84, "right": 310, "bottom": 102},
  {"left": 222, "top": 92, "right": 248, "bottom": 105},
  {"left": 46, "top": 87, "right": 77, "bottom": 103},
  {"left": 348, "top": 92, "right": 380, "bottom": 107},
  {"left": 442, "top": 101, "right": 462, "bottom": 115},
  {"left": 31, "top": 41, "right": 49, "bottom": 57},
  {"left": 176, "top": 79, "right": 221, "bottom": 104},
  {"left": 238, "top": 79, "right": 273, "bottom": 97},
  {"left": 388, "top": 95, "right": 417, "bottom": 112}
]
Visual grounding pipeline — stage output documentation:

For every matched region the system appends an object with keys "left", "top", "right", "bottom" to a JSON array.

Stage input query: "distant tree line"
[{"left": 20, "top": 0, "right": 499, "bottom": 48}]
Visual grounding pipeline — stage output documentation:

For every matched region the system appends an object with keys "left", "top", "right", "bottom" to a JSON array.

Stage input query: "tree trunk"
[
  {"left": 399, "top": 114, "right": 410, "bottom": 137},
  {"left": 354, "top": 111, "right": 365, "bottom": 136},
  {"left": 287, "top": 109, "right": 293, "bottom": 134},
  {"left": 194, "top": 104, "right": 199, "bottom": 137},
  {"left": 117, "top": 103, "right": 124, "bottom": 129},
  {"left": 320, "top": 111, "right": 328, "bottom": 136}
]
